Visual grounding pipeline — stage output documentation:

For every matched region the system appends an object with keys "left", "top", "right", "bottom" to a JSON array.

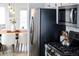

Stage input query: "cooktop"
[{"left": 48, "top": 42, "right": 79, "bottom": 56}]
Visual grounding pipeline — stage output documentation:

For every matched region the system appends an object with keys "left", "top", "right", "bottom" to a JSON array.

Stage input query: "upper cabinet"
[
  {"left": 77, "top": 5, "right": 79, "bottom": 27},
  {"left": 44, "top": 3, "right": 57, "bottom": 8},
  {"left": 58, "top": 9, "right": 66, "bottom": 25}
]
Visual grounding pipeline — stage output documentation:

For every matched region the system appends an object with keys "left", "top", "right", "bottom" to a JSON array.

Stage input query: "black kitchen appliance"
[
  {"left": 45, "top": 31, "right": 79, "bottom": 56},
  {"left": 58, "top": 8, "right": 77, "bottom": 25}
]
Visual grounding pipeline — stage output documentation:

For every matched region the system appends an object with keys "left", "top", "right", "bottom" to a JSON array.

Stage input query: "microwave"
[{"left": 58, "top": 8, "right": 77, "bottom": 25}]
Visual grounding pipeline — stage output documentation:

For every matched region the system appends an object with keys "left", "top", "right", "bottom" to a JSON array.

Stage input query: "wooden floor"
[{"left": 0, "top": 52, "right": 28, "bottom": 56}]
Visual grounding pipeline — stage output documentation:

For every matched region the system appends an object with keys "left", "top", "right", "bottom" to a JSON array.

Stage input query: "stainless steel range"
[{"left": 45, "top": 31, "right": 79, "bottom": 56}]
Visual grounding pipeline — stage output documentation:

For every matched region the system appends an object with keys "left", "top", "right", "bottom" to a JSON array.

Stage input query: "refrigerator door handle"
[{"left": 30, "top": 17, "right": 34, "bottom": 45}]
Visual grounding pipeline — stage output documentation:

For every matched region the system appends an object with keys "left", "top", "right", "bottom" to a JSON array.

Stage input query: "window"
[
  {"left": 20, "top": 10, "right": 28, "bottom": 30},
  {"left": 0, "top": 7, "right": 5, "bottom": 29}
]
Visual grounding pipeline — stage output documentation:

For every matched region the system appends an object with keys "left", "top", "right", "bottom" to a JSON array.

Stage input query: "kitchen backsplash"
[{"left": 66, "top": 26, "right": 79, "bottom": 32}]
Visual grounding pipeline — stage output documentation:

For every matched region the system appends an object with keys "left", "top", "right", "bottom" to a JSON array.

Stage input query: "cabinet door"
[
  {"left": 58, "top": 9, "right": 66, "bottom": 24},
  {"left": 77, "top": 5, "right": 79, "bottom": 27},
  {"left": 73, "top": 8, "right": 77, "bottom": 24}
]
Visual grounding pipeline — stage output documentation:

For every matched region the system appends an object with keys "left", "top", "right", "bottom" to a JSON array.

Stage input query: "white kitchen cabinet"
[
  {"left": 44, "top": 3, "right": 57, "bottom": 9},
  {"left": 58, "top": 3, "right": 77, "bottom": 7},
  {"left": 77, "top": 5, "right": 79, "bottom": 27}
]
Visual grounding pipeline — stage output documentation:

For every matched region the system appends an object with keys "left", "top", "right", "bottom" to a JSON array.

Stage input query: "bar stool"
[
  {"left": 11, "top": 44, "right": 15, "bottom": 52},
  {"left": 0, "top": 34, "right": 3, "bottom": 51},
  {"left": 19, "top": 33, "right": 27, "bottom": 53},
  {"left": 0, "top": 34, "right": 5, "bottom": 54},
  {"left": 15, "top": 34, "right": 19, "bottom": 52}
]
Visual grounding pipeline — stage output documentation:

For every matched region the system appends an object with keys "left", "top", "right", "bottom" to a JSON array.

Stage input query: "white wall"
[
  {"left": 0, "top": 3, "right": 8, "bottom": 29},
  {"left": 29, "top": 3, "right": 57, "bottom": 9},
  {"left": 0, "top": 3, "right": 28, "bottom": 29},
  {"left": 66, "top": 26, "right": 79, "bottom": 32},
  {"left": 9, "top": 3, "right": 28, "bottom": 29}
]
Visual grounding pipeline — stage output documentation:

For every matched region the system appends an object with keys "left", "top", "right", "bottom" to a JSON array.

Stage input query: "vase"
[{"left": 11, "top": 24, "right": 16, "bottom": 31}]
